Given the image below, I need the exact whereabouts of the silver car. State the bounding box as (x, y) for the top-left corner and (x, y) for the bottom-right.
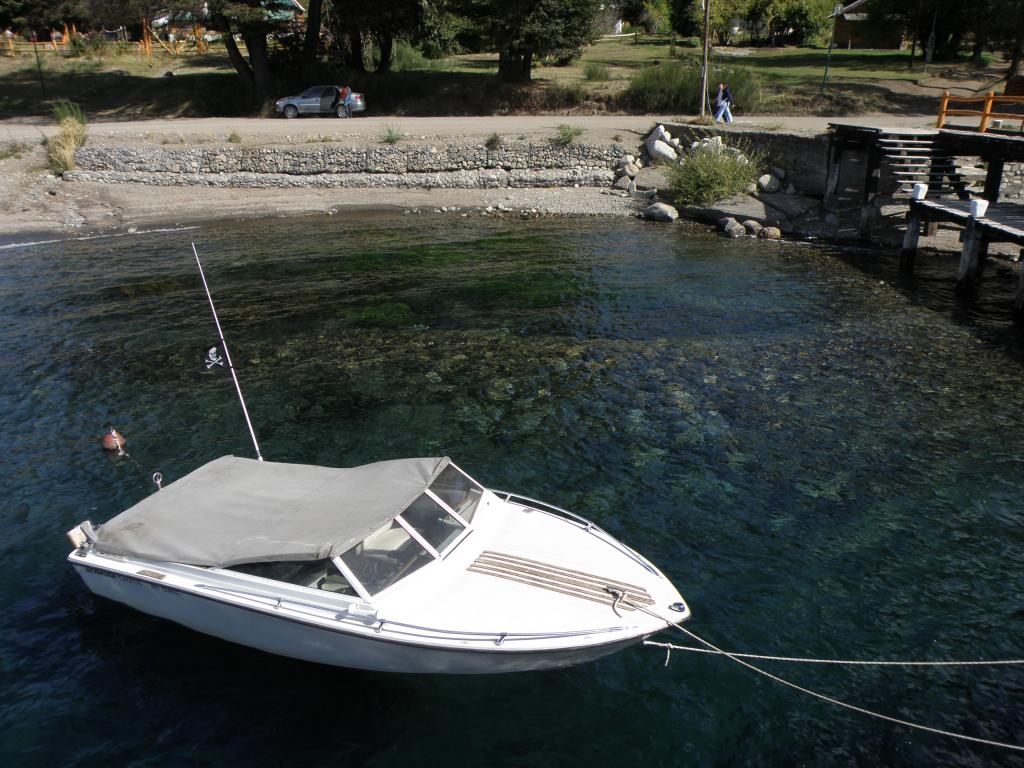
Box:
(275, 86), (366, 118)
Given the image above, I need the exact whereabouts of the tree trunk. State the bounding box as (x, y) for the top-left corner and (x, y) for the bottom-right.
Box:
(376, 33), (393, 73)
(347, 25), (365, 72)
(970, 36), (985, 66)
(498, 50), (532, 82)
(221, 26), (255, 90)
(1010, 39), (1023, 78)
(300, 0), (324, 81)
(243, 32), (273, 106)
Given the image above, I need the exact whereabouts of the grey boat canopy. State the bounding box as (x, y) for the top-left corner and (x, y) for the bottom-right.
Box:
(92, 455), (451, 567)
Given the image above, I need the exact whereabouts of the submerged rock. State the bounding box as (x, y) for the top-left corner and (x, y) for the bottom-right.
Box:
(758, 174), (781, 193)
(642, 202), (679, 222)
(742, 219), (763, 236)
(759, 226), (782, 240)
(719, 217), (744, 238)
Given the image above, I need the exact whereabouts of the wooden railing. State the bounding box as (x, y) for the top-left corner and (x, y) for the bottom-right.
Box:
(937, 91), (1024, 133)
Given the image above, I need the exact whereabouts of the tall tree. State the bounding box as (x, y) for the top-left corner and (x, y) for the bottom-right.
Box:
(459, 0), (601, 82)
(300, 0), (324, 80)
(207, 0), (293, 105)
(1, 0), (86, 33)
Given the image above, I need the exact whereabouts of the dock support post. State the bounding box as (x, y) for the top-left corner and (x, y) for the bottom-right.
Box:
(900, 207), (921, 273)
(1015, 258), (1024, 320)
(957, 219), (986, 292)
(983, 157), (1004, 203)
(824, 136), (843, 209)
(858, 143), (881, 241)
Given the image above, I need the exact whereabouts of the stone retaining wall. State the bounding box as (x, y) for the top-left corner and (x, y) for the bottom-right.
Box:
(63, 168), (614, 189)
(1003, 162), (1024, 199)
(665, 124), (831, 195)
(67, 141), (624, 189)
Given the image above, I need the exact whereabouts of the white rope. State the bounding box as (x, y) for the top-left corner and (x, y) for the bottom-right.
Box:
(643, 640), (1024, 667)
(630, 603), (1024, 753)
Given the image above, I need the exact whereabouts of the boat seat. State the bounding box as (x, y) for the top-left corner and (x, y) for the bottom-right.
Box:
(319, 572), (356, 595)
(360, 524), (408, 556)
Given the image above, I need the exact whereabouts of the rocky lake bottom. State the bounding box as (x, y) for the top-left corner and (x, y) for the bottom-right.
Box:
(2, 216), (1023, 766)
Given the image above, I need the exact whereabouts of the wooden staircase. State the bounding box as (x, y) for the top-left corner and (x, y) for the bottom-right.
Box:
(877, 130), (974, 199)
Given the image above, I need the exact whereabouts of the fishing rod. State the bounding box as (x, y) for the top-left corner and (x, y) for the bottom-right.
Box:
(192, 242), (264, 462)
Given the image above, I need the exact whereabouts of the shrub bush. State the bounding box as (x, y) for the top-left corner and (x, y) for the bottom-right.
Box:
(46, 99), (88, 174)
(51, 98), (87, 127)
(47, 119), (86, 173)
(666, 141), (763, 206)
(583, 62), (610, 81)
(626, 61), (761, 114)
(380, 124), (403, 144)
(539, 82), (587, 110)
(553, 124), (584, 146)
(390, 41), (448, 72)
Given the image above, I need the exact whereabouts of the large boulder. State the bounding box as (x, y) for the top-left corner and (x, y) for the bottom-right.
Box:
(759, 226), (782, 240)
(633, 166), (670, 193)
(719, 217), (744, 238)
(612, 175), (631, 191)
(757, 174), (781, 193)
(642, 202), (679, 222)
(648, 140), (678, 164)
(761, 193), (819, 220)
(677, 194), (773, 226)
(742, 219), (763, 236)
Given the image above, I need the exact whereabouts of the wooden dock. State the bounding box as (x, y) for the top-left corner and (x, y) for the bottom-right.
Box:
(829, 123), (1024, 318)
(901, 198), (1024, 314)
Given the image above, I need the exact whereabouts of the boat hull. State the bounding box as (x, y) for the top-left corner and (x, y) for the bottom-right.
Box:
(73, 563), (648, 674)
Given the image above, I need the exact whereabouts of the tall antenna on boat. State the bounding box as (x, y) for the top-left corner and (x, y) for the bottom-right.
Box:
(192, 242), (264, 462)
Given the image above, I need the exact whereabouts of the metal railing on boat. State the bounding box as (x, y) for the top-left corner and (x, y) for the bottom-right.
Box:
(488, 489), (659, 575)
(192, 582), (626, 644)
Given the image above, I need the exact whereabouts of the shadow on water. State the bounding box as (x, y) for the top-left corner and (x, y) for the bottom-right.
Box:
(828, 243), (1024, 359)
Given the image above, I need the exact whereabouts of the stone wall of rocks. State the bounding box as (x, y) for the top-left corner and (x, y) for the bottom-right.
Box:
(664, 124), (831, 195)
(1002, 162), (1024, 199)
(66, 142), (624, 189)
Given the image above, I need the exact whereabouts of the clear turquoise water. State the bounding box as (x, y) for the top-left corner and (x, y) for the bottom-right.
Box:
(1, 216), (1023, 767)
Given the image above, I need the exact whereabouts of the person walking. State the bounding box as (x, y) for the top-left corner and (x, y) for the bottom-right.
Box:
(714, 82), (734, 124)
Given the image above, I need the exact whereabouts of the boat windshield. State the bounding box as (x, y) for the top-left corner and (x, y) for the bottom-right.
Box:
(429, 464), (483, 523)
(339, 520), (433, 596)
(401, 493), (464, 553)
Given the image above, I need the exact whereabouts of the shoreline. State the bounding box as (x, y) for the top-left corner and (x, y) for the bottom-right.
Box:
(0, 176), (648, 242)
(2, 118), (1017, 265)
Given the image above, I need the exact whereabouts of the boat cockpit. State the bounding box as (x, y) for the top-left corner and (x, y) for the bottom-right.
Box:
(225, 462), (485, 602)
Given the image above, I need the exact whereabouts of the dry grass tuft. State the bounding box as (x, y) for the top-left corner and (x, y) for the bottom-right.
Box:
(46, 116), (88, 174)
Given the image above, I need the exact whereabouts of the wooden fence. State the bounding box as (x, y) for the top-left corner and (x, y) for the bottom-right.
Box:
(937, 90), (1024, 133)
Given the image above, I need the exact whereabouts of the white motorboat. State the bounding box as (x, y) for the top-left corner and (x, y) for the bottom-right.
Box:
(67, 455), (690, 673)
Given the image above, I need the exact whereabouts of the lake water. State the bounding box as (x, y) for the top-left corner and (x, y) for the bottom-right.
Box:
(2, 216), (1023, 767)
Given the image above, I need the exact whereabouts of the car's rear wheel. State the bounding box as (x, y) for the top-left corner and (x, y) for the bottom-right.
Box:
(283, 105), (298, 119)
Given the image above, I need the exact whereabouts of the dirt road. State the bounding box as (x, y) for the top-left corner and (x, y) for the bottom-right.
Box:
(0, 113), (949, 146)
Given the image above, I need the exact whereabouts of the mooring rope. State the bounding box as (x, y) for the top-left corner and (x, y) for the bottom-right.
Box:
(643, 640), (1024, 667)
(623, 599), (1024, 753)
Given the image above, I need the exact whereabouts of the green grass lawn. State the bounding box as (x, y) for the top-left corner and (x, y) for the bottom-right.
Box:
(0, 37), (1002, 119)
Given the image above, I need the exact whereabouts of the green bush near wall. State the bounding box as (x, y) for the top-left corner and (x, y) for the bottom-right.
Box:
(626, 62), (762, 114)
